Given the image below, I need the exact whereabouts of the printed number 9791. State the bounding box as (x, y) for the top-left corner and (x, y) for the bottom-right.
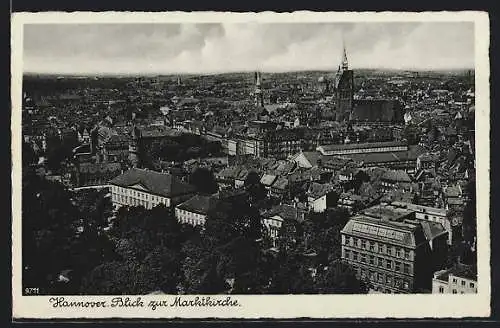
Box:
(25, 287), (40, 295)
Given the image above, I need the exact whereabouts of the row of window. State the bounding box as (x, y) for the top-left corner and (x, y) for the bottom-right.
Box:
(451, 278), (475, 289)
(178, 216), (205, 226)
(344, 249), (412, 274)
(438, 286), (475, 294)
(355, 266), (410, 290)
(344, 236), (412, 260)
(111, 193), (169, 207)
(324, 146), (407, 156)
(112, 186), (166, 203)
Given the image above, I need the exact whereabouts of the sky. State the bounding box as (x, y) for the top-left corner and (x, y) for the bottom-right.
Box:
(23, 22), (475, 75)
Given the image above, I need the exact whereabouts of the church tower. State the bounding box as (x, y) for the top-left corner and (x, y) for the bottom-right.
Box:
(334, 43), (354, 122)
(254, 71), (264, 107)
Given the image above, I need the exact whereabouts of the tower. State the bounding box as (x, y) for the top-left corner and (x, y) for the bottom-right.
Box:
(254, 71), (264, 107)
(334, 42), (354, 122)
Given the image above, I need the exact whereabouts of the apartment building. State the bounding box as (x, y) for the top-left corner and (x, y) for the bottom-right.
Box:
(341, 204), (448, 293)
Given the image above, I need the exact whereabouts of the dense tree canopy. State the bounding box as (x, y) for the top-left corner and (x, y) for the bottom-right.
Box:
(189, 167), (218, 195)
(23, 171), (365, 295)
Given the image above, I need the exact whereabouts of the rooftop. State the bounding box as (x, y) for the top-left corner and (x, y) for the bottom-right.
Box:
(435, 264), (477, 282)
(110, 168), (196, 198)
(176, 194), (219, 216)
(318, 141), (407, 152)
(362, 204), (414, 222)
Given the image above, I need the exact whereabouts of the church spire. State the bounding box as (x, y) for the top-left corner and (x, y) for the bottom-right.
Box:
(341, 40), (349, 70)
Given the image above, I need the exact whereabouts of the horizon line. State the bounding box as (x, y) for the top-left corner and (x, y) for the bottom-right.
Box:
(23, 67), (475, 77)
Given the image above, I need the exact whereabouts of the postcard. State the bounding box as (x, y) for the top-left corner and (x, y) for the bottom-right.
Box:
(11, 10), (490, 319)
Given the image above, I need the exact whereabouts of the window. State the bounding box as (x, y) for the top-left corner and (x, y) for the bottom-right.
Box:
(470, 282), (475, 288)
(386, 247), (392, 256)
(378, 257), (383, 267)
(344, 250), (351, 259)
(461, 280), (466, 286)
(439, 286), (444, 293)
(452, 289), (457, 294)
(361, 240), (367, 249)
(354, 238), (359, 247)
(378, 244), (384, 253)
(386, 260), (392, 270)
(369, 241), (375, 252)
(349, 237), (353, 246)
(369, 255), (375, 265)
(353, 252), (358, 261)
(378, 273), (384, 283)
(361, 253), (367, 263)
(404, 264), (410, 274)
(452, 278), (457, 284)
(396, 248), (401, 258)
(370, 271), (376, 281)
(386, 275), (392, 285)
(403, 281), (409, 290)
(395, 262), (401, 272)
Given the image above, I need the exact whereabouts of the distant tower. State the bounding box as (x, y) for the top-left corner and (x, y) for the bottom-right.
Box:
(334, 42), (354, 122)
(177, 76), (181, 86)
(341, 41), (349, 70)
(254, 71), (264, 107)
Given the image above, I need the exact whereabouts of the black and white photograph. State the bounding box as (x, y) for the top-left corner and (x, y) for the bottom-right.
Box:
(11, 11), (490, 319)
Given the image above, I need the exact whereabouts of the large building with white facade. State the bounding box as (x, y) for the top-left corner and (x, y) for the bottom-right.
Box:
(432, 264), (477, 294)
(109, 168), (196, 209)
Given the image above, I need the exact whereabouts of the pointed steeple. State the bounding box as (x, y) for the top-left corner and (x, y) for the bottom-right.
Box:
(341, 39), (349, 70)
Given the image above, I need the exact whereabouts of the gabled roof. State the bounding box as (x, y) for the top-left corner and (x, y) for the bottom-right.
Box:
(110, 168), (196, 197)
(381, 170), (412, 183)
(260, 174), (277, 187)
(308, 182), (334, 199)
(264, 204), (304, 223)
(271, 177), (289, 190)
(176, 194), (218, 215)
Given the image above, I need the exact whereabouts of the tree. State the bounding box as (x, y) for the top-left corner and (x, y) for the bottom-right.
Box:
(461, 179), (476, 265)
(189, 167), (218, 195)
(23, 141), (36, 167)
(268, 250), (316, 294)
(314, 260), (369, 294)
(22, 174), (109, 295)
(301, 208), (350, 267)
(244, 171), (267, 203)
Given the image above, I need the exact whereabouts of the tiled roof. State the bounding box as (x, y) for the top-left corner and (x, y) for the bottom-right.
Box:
(260, 174), (277, 186)
(176, 194), (218, 215)
(271, 177), (289, 190)
(264, 204), (304, 223)
(381, 170), (412, 183)
(110, 168), (196, 197)
(319, 141), (407, 152)
(308, 182), (334, 199)
(448, 264), (477, 281)
(139, 126), (182, 138)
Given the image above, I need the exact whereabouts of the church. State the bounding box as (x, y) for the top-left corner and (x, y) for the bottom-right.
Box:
(330, 44), (404, 124)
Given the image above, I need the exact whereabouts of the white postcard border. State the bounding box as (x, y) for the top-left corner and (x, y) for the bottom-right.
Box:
(11, 10), (491, 319)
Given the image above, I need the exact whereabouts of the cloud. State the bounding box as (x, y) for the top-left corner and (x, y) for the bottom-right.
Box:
(22, 22), (474, 74)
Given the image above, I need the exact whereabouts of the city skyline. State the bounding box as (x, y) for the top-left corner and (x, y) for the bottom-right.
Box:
(23, 22), (475, 75)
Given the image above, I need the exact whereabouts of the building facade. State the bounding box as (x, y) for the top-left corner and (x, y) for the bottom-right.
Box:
(341, 204), (448, 293)
(174, 194), (218, 227)
(109, 168), (196, 209)
(333, 45), (354, 122)
(432, 264), (477, 294)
